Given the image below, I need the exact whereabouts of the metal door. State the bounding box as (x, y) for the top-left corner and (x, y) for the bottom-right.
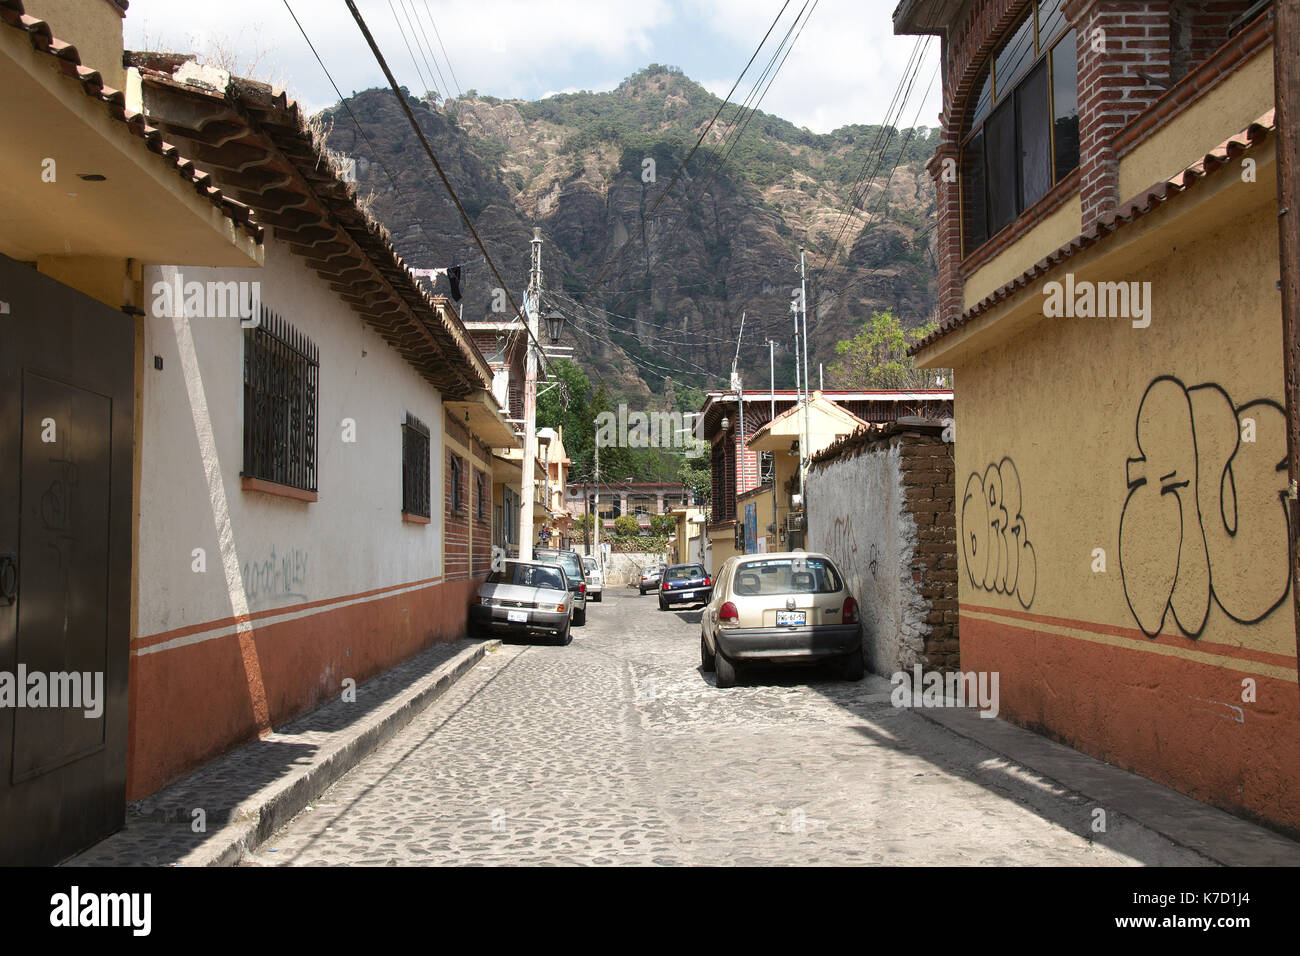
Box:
(0, 253), (134, 865)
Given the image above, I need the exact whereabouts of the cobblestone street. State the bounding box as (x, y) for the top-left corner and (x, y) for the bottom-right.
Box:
(246, 590), (1211, 866)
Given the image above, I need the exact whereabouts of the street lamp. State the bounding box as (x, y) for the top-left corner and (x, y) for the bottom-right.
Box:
(543, 306), (565, 344)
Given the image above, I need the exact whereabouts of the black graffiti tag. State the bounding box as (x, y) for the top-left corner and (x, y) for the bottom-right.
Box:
(961, 457), (1037, 609)
(1119, 376), (1289, 638)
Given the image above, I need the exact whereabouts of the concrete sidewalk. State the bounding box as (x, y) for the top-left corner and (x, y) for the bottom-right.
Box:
(876, 675), (1300, 866)
(66, 637), (500, 867)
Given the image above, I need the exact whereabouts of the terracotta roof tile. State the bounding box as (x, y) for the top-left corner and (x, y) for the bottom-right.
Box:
(0, 0), (263, 243)
(910, 109), (1277, 356)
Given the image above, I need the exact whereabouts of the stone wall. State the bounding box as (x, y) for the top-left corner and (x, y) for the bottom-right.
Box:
(806, 418), (958, 674)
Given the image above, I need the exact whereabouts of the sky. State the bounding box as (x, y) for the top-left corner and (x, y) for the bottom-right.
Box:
(122, 0), (943, 135)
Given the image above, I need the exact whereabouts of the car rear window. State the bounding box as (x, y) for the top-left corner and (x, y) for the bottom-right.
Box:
(487, 562), (566, 591)
(664, 565), (704, 582)
(536, 551), (583, 582)
(731, 557), (842, 595)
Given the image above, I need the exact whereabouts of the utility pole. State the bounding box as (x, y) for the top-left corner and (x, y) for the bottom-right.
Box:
(797, 249), (812, 530)
(593, 439), (602, 574)
(520, 227), (542, 561)
(768, 339), (776, 422)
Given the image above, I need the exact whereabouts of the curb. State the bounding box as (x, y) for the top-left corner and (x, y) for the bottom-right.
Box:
(140, 639), (499, 867)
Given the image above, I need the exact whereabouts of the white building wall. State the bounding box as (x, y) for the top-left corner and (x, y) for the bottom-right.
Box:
(138, 240), (446, 639)
(806, 446), (928, 673)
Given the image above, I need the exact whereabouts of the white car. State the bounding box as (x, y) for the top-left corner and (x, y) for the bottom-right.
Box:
(582, 556), (604, 602)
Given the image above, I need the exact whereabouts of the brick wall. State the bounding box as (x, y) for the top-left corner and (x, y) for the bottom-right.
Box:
(898, 431), (959, 670)
(806, 420), (959, 673)
(444, 410), (471, 582)
(471, 439), (492, 576)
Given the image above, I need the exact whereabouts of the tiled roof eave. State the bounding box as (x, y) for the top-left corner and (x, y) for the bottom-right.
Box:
(0, 0), (263, 243)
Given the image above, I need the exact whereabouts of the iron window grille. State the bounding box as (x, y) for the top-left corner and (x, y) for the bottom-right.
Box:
(402, 412), (431, 518)
(449, 454), (464, 513)
(962, 0), (1079, 255)
(475, 471), (486, 522)
(242, 306), (319, 493)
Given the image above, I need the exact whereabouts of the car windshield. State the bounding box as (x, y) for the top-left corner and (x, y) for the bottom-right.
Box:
(536, 550), (583, 581)
(731, 557), (842, 595)
(665, 565), (704, 582)
(486, 562), (566, 591)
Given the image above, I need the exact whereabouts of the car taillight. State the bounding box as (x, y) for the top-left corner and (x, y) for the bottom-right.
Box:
(842, 596), (859, 625)
(703, 577), (711, 587)
(719, 601), (739, 622)
(578, 583), (586, 597)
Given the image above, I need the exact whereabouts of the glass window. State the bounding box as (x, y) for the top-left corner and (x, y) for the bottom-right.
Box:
(732, 557), (843, 595)
(961, 7), (1080, 255)
(994, 14), (1035, 98)
(985, 99), (1018, 234)
(1038, 0), (1068, 48)
(1051, 30), (1080, 181)
(1017, 61), (1053, 209)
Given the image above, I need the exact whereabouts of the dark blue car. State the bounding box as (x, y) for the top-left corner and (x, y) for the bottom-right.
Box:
(658, 563), (712, 610)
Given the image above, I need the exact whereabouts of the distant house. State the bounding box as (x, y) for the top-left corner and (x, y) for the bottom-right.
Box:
(699, 388), (953, 573)
(895, 0), (1297, 830)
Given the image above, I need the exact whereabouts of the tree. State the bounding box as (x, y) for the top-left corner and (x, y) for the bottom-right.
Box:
(613, 514), (641, 538)
(826, 309), (947, 390)
(678, 459), (711, 506)
(538, 359), (594, 475)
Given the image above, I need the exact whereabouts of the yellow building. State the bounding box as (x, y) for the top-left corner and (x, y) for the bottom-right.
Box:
(897, 0), (1297, 830)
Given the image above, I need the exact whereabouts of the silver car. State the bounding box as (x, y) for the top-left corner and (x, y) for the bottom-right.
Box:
(700, 552), (863, 687)
(469, 560), (573, 645)
(638, 564), (664, 595)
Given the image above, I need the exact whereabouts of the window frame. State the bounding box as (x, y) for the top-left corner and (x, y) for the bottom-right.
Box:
(448, 453), (464, 514)
(961, 1), (1078, 256)
(241, 306), (319, 495)
(401, 412), (431, 520)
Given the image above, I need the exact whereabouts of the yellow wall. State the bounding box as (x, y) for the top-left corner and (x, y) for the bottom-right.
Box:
(1119, 46), (1274, 203)
(22, 0), (126, 90)
(964, 194), (1082, 311)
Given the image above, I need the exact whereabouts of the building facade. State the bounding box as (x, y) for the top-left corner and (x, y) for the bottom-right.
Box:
(896, 0), (1299, 829)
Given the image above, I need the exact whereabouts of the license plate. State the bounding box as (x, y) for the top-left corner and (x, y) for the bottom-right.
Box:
(681, 591), (695, 599)
(507, 609), (528, 623)
(776, 610), (806, 626)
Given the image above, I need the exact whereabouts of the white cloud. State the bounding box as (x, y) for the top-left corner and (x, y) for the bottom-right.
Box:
(120, 0), (938, 130)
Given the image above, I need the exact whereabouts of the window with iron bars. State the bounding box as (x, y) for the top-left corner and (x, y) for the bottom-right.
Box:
(475, 470), (486, 522)
(402, 412), (431, 519)
(449, 454), (464, 513)
(243, 306), (318, 493)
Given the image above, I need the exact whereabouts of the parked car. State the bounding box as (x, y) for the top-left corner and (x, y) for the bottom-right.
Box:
(534, 547), (588, 625)
(469, 560), (573, 645)
(700, 552), (863, 687)
(582, 556), (603, 602)
(658, 563), (712, 610)
(637, 564), (664, 595)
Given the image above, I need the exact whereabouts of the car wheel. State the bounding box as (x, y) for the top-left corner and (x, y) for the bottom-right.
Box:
(715, 648), (738, 688)
(840, 650), (865, 681)
(557, 622), (572, 646)
(658, 595), (668, 611)
(574, 606), (587, 626)
(592, 593), (602, 602)
(700, 633), (716, 672)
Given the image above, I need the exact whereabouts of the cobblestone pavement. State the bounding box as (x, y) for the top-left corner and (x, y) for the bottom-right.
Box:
(246, 590), (1210, 866)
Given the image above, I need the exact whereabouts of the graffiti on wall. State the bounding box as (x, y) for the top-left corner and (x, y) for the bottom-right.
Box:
(242, 545), (310, 605)
(825, 515), (861, 580)
(1119, 376), (1289, 638)
(961, 458), (1037, 609)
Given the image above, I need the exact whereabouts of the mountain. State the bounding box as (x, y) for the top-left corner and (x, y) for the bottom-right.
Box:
(318, 65), (939, 400)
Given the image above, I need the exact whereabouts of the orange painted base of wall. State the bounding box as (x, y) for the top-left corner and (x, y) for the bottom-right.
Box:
(125, 577), (480, 800)
(963, 613), (1300, 835)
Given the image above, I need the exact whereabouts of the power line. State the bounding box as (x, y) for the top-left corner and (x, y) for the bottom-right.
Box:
(343, 0), (546, 355)
(421, 0), (463, 99)
(403, 0), (451, 100)
(387, 0), (432, 96)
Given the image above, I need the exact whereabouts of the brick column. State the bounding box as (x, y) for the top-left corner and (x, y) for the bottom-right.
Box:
(928, 140), (963, 328)
(1065, 0), (1172, 227)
